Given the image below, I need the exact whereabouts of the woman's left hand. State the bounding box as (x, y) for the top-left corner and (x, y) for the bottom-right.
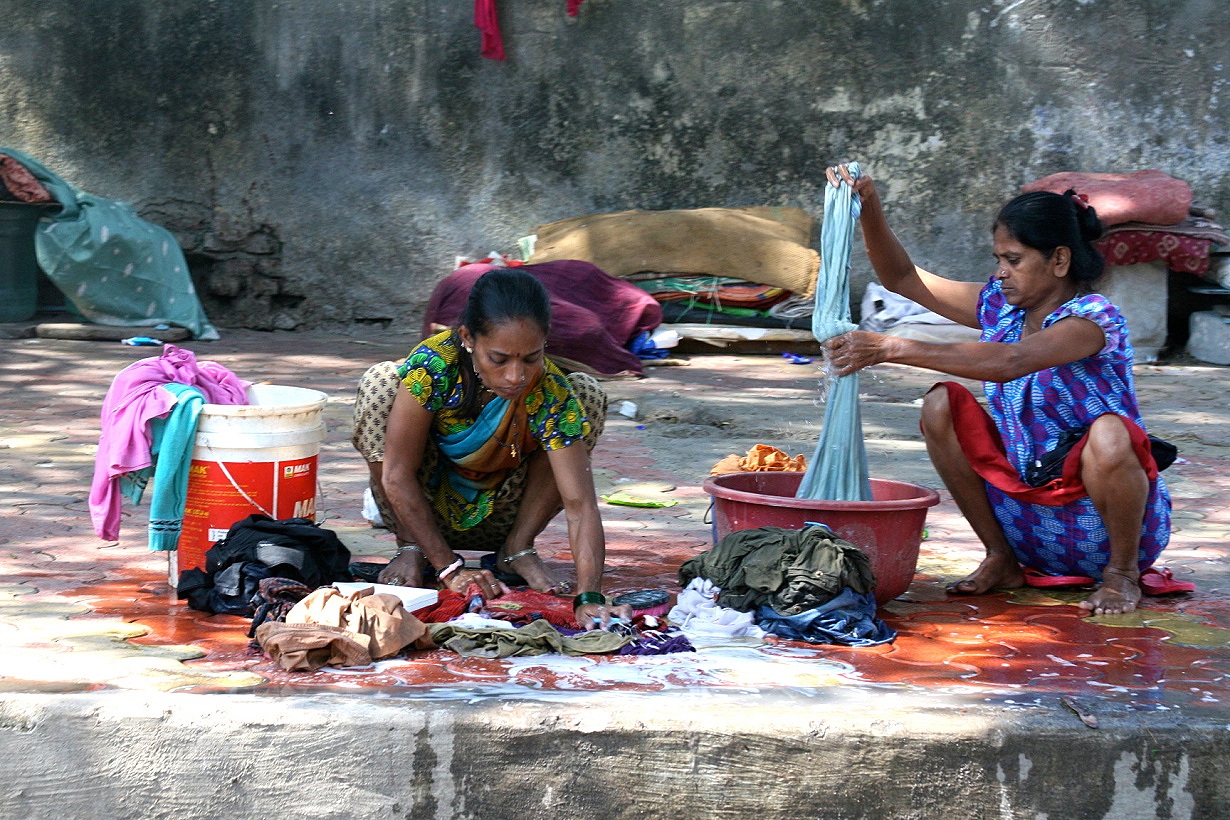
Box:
(824, 330), (890, 376)
(576, 602), (635, 632)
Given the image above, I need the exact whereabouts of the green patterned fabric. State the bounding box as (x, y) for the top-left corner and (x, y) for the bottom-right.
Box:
(0, 147), (217, 339)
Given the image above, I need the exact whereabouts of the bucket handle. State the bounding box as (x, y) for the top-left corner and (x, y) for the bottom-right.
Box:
(205, 445), (275, 518)
(703, 498), (714, 525)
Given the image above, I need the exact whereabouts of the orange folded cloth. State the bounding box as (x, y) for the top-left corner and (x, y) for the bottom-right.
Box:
(709, 444), (807, 476)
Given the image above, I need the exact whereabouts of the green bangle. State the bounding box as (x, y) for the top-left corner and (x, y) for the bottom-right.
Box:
(573, 591), (606, 611)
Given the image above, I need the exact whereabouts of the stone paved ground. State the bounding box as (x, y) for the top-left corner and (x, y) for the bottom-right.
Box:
(2, 325), (1230, 816)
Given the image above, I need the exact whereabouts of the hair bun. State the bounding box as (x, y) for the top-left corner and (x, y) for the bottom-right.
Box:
(1063, 189), (1104, 242)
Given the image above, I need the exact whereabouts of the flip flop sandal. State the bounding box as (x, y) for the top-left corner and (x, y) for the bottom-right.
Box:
(610, 589), (672, 617)
(348, 561), (385, 583)
(1022, 567), (1096, 588)
(1139, 567), (1196, 595)
(480, 550), (533, 587)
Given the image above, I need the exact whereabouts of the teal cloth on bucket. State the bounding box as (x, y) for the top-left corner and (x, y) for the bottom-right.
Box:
(0, 147), (218, 340)
(797, 162), (872, 502)
(145, 383), (206, 551)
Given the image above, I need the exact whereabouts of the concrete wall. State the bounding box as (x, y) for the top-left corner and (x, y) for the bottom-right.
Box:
(3, 691), (1228, 818)
(2, 0), (1227, 332)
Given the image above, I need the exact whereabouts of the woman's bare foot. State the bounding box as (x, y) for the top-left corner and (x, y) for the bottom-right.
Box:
(947, 552), (1026, 595)
(378, 548), (426, 587)
(499, 547), (566, 593)
(1079, 567), (1141, 615)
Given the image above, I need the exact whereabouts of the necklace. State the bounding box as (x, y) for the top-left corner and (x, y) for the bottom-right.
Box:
(498, 413), (520, 460)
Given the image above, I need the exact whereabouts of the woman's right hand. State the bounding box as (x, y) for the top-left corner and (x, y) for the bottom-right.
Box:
(825, 164), (880, 212)
(378, 550), (425, 587)
(441, 566), (508, 601)
(824, 330), (892, 376)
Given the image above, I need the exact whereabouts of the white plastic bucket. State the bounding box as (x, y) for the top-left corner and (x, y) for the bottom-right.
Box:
(175, 384), (327, 575)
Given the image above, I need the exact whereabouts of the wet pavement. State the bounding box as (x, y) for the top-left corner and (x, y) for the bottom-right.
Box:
(3, 323), (1230, 816)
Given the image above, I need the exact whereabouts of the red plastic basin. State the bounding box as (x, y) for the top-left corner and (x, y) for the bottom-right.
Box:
(703, 471), (941, 605)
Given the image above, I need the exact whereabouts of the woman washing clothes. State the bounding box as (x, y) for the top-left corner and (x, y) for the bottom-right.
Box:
(351, 268), (632, 629)
(822, 164), (1172, 616)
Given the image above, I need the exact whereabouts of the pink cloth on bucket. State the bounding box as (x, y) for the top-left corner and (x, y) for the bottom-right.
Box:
(89, 344), (250, 540)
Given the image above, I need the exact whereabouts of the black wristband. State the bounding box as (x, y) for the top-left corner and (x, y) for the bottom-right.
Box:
(573, 591), (606, 611)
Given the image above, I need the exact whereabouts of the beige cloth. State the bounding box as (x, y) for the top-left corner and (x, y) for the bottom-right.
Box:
(528, 206), (819, 297)
(710, 444), (807, 476)
(255, 622), (373, 671)
(283, 587), (429, 660)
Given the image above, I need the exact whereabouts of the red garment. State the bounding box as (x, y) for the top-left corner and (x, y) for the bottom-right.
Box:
(476, 1), (584, 59)
(1095, 230), (1214, 276)
(938, 381), (1157, 506)
(412, 587), (580, 628)
(475, 0), (505, 61)
(412, 589), (469, 623)
(422, 260), (662, 377)
(483, 589), (579, 629)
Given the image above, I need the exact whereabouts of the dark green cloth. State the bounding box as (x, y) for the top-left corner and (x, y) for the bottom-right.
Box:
(427, 618), (631, 658)
(679, 526), (876, 615)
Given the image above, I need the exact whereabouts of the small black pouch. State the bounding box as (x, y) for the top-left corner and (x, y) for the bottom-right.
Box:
(1024, 427), (1177, 488)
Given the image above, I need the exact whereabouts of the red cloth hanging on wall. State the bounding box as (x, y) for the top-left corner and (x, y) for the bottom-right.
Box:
(476, 1), (584, 60)
(475, 0), (506, 61)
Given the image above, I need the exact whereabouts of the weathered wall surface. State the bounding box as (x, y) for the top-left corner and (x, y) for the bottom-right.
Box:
(2, 0), (1227, 332)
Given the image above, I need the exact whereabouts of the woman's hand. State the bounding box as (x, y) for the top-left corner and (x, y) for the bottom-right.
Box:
(378, 551), (425, 587)
(824, 330), (892, 376)
(576, 601), (636, 632)
(825, 164), (880, 212)
(442, 566), (508, 600)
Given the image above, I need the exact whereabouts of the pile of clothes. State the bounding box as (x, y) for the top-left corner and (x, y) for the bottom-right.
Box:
(183, 516), (896, 673)
(251, 583), (696, 671)
(671, 525), (897, 647)
(179, 514), (697, 671)
(526, 206), (821, 331)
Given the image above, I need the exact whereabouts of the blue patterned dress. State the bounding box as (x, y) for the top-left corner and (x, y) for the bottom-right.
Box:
(977, 278), (1171, 578)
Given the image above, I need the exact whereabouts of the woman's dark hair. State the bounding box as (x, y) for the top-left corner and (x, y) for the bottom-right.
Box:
(993, 189), (1105, 287)
(452, 268), (551, 416)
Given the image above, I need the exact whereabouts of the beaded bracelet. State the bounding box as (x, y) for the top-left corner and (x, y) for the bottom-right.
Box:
(573, 591), (606, 611)
(437, 557), (465, 582)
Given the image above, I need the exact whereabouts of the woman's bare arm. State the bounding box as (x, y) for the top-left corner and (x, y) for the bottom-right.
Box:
(825, 315), (1106, 382)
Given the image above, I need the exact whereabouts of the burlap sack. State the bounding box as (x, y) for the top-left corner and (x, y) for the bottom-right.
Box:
(528, 206), (819, 297)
